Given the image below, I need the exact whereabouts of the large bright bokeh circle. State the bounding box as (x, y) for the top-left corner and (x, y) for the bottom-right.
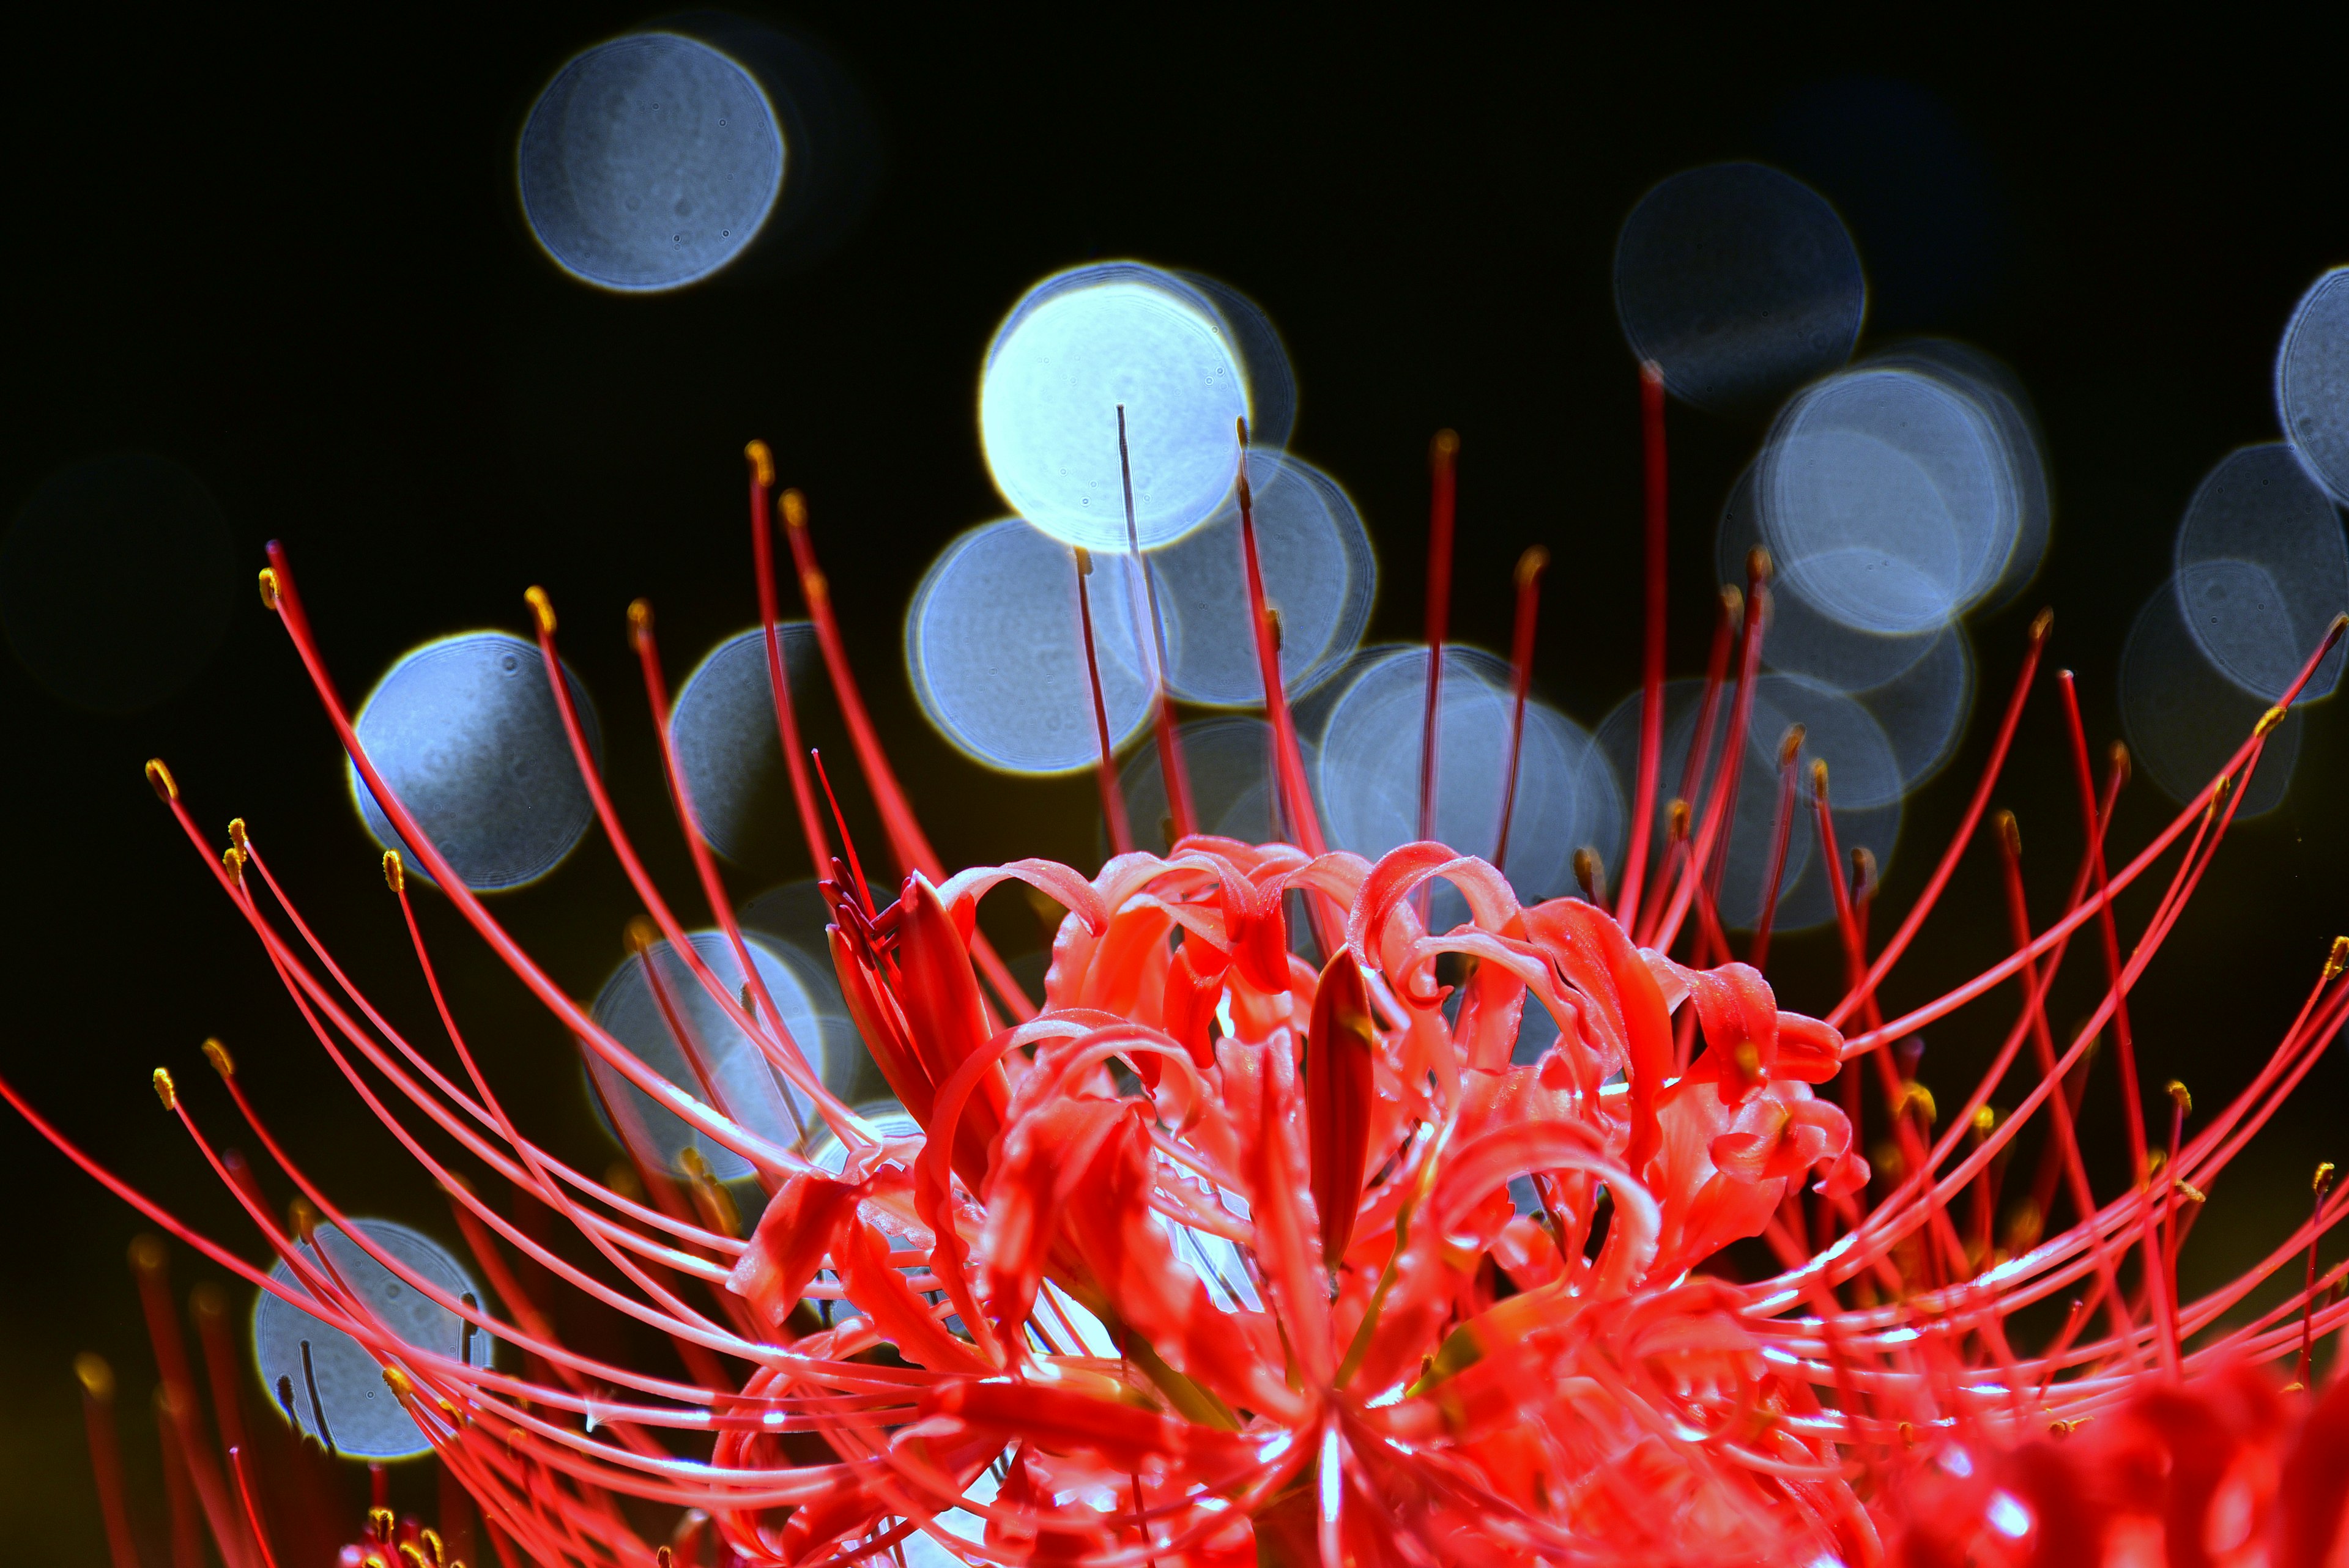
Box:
(518, 32), (784, 292)
(980, 265), (1250, 552)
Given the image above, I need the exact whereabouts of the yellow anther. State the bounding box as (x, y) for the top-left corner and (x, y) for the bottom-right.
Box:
(657, 1549), (675, 1568)
(624, 916), (661, 957)
(801, 567), (829, 606)
(1074, 545), (1093, 576)
(384, 849), (404, 893)
(74, 1352), (115, 1400)
(399, 1544), (429, 1568)
(1745, 544), (1773, 584)
(145, 758), (179, 802)
(227, 818), (248, 853)
(2109, 740), (2131, 788)
(289, 1197), (320, 1245)
(202, 1038), (234, 1078)
(2326, 936), (2348, 982)
(1810, 758), (1828, 796)
(1778, 725), (1806, 767)
(152, 1067), (177, 1109)
(1666, 799), (1690, 838)
(420, 1529), (445, 1567)
(744, 439), (775, 488)
(370, 1506), (395, 1543)
(524, 585), (556, 636)
(1899, 1081), (1937, 1125)
(1972, 1104), (1997, 1135)
(1995, 810), (2022, 859)
(384, 1367), (414, 1399)
(129, 1233), (166, 1273)
(2256, 704), (2288, 738)
(2029, 607), (2054, 644)
(221, 845), (245, 883)
(2317, 1162), (2337, 1197)
(2166, 1080), (2191, 1114)
(1573, 846), (1603, 901)
(1721, 585), (1744, 625)
(1515, 545), (1549, 588)
(627, 598), (654, 648)
(257, 566), (280, 610)
(1431, 429), (1460, 459)
(2204, 773), (2234, 826)
(780, 488), (809, 530)
(2173, 1180), (2206, 1204)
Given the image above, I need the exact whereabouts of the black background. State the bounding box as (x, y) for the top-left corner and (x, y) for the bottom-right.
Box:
(7, 7), (2349, 1557)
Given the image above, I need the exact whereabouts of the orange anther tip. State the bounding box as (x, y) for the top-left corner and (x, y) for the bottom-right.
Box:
(1666, 799), (1691, 837)
(2255, 704), (2288, 738)
(383, 849), (404, 893)
(370, 1506), (395, 1542)
(382, 1367), (415, 1398)
(145, 758), (178, 801)
(221, 845), (245, 882)
(202, 1038), (234, 1078)
(2317, 1161), (2337, 1194)
(1810, 758), (1829, 792)
(1745, 544), (1773, 583)
(744, 440), (774, 488)
(152, 1067), (177, 1109)
(1778, 725), (1806, 766)
(2030, 607), (2054, 642)
(1972, 1104), (1997, 1134)
(227, 818), (248, 852)
(1431, 429), (1460, 458)
(1074, 546), (1093, 575)
(1515, 545), (1549, 586)
(627, 599), (654, 644)
(421, 1528), (446, 1567)
(524, 585), (556, 636)
(780, 489), (809, 529)
(257, 566), (280, 611)
(129, 1233), (166, 1271)
(1995, 811), (2021, 857)
(2165, 1079), (2191, 1112)
(625, 915), (660, 955)
(74, 1352), (115, 1400)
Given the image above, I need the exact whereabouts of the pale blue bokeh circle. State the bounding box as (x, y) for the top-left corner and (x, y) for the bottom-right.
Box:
(251, 1219), (492, 1462)
(519, 33), (785, 292)
(349, 632), (601, 891)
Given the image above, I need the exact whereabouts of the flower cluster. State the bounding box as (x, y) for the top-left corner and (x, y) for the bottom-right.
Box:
(10, 426), (2349, 1568)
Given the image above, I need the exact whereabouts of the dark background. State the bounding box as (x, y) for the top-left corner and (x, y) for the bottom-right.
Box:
(6, 8), (2348, 1557)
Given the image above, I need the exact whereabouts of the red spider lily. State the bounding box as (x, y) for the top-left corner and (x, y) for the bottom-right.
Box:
(9, 406), (2349, 1568)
